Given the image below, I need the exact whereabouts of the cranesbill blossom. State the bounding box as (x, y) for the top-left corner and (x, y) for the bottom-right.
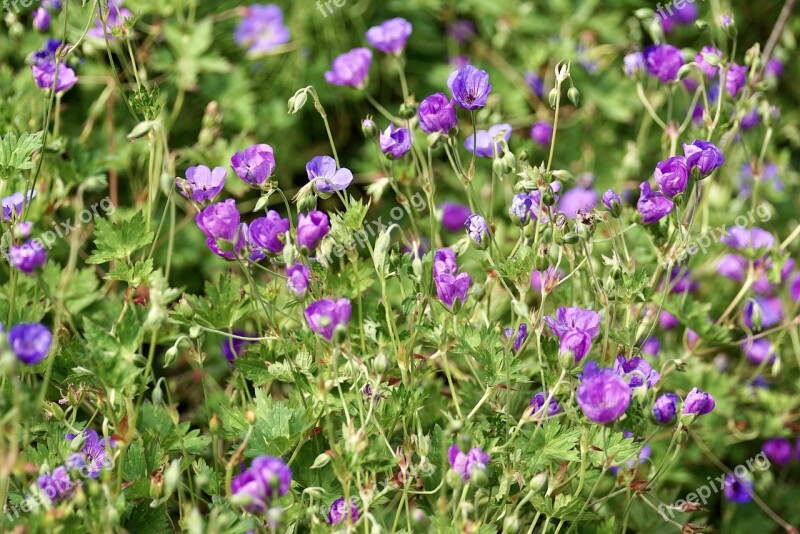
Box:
(530, 121), (553, 147)
(9, 240), (47, 274)
(249, 210), (290, 255)
(448, 445), (489, 481)
(296, 211), (329, 251)
(233, 4), (290, 55)
(614, 356), (660, 389)
(33, 7), (51, 31)
(306, 156), (353, 194)
(695, 46), (722, 78)
(440, 203), (470, 232)
(721, 226), (774, 254)
(576, 361), (632, 424)
(31, 40), (78, 92)
(531, 267), (562, 294)
(682, 387), (715, 416)
(325, 48), (372, 89)
(465, 123), (512, 157)
(418, 93), (458, 135)
(177, 165), (226, 202)
(623, 52), (645, 77)
(448, 64), (492, 110)
(328, 497), (360, 525)
(231, 144), (275, 186)
(38, 467), (73, 503)
(637, 181), (674, 224)
(725, 63), (748, 97)
(652, 393), (680, 424)
(659, 2), (698, 33)
(762, 438), (793, 466)
(64, 429), (115, 478)
(465, 214), (488, 244)
(221, 331), (255, 362)
(305, 298), (351, 341)
(544, 307), (601, 338)
(509, 193), (533, 225)
(8, 322), (52, 365)
(524, 71), (544, 97)
(743, 296), (783, 330)
(286, 263), (310, 296)
(433, 248), (458, 277)
(741, 337), (776, 365)
(654, 156), (688, 198)
(504, 323), (528, 352)
(434, 272), (471, 309)
(683, 140), (725, 178)
(559, 329), (593, 362)
(231, 456), (292, 513)
(365, 17), (412, 55)
(379, 124), (412, 159)
(87, 1), (132, 40)
(644, 44), (685, 83)
(2, 191), (35, 221)
(602, 189), (622, 215)
(559, 187), (597, 219)
(723, 474), (753, 504)
(528, 391), (561, 419)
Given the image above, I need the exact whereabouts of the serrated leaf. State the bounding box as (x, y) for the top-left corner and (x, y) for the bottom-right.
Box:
(87, 212), (154, 264)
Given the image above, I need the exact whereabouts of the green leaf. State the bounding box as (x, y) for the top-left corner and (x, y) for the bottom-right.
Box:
(105, 258), (154, 287)
(0, 131), (43, 179)
(87, 212), (154, 264)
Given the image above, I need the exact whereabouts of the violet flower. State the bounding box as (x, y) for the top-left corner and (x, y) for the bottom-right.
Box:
(418, 93), (458, 135)
(8, 322), (52, 365)
(652, 393), (680, 425)
(644, 44), (685, 83)
(380, 124), (412, 159)
(286, 263), (310, 296)
(233, 4), (290, 55)
(528, 391), (561, 419)
(296, 210), (329, 251)
(448, 64), (492, 110)
(762, 438), (793, 466)
(614, 355), (660, 389)
(328, 497), (360, 525)
(723, 474), (753, 504)
(464, 123), (512, 158)
(9, 240), (47, 274)
(306, 156), (353, 194)
(304, 298), (351, 341)
(530, 121), (553, 147)
(654, 156), (688, 198)
(249, 210), (290, 255)
(231, 144), (276, 186)
(576, 361), (632, 424)
(440, 203), (470, 232)
(682, 387), (715, 416)
(365, 17), (412, 55)
(637, 181), (674, 224)
(448, 444), (489, 481)
(64, 429), (115, 478)
(325, 48), (372, 89)
(177, 165), (226, 202)
(231, 456), (292, 513)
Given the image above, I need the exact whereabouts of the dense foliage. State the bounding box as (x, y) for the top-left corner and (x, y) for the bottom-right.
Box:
(1, 0), (799, 532)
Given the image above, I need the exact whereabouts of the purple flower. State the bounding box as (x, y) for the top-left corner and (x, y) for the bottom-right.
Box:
(365, 17), (412, 55)
(328, 497), (360, 525)
(644, 44), (685, 83)
(31, 52), (78, 93)
(286, 263), (310, 296)
(743, 296), (783, 330)
(465, 214), (488, 244)
(723, 474), (753, 504)
(524, 71), (544, 97)
(654, 156), (688, 198)
(504, 323), (528, 352)
(741, 108), (760, 130)
(447, 20), (475, 43)
(559, 329), (593, 362)
(791, 272), (800, 302)
(530, 267), (562, 294)
(233, 4), (290, 55)
(418, 93), (458, 135)
(448, 445), (489, 481)
(659, 310), (679, 330)
(465, 123), (512, 158)
(304, 298), (351, 341)
(177, 165), (226, 202)
(695, 46), (722, 79)
(652, 393), (680, 425)
(249, 210), (290, 255)
(530, 121), (553, 147)
(306, 156), (353, 194)
(231, 144), (275, 186)
(614, 356), (660, 389)
(38, 467), (73, 503)
(196, 199), (240, 240)
(640, 336), (661, 357)
(231, 456), (292, 513)
(725, 63), (748, 97)
(544, 307), (601, 338)
(602, 189), (622, 215)
(448, 64), (492, 110)
(762, 438), (793, 466)
(683, 140), (725, 178)
(658, 3), (698, 33)
(765, 58), (783, 78)
(720, 14), (734, 29)
(682, 387), (715, 416)
(64, 429), (115, 478)
(9, 240), (47, 274)
(669, 268), (699, 293)
(325, 48), (372, 89)
(296, 211), (329, 251)
(717, 254), (747, 281)
(637, 181), (674, 224)
(87, 1), (132, 40)
(741, 337), (776, 365)
(434, 272), (472, 309)
(440, 203), (470, 232)
(8, 323), (52, 365)
(433, 248), (458, 277)
(623, 52), (645, 77)
(721, 226), (774, 254)
(509, 193), (533, 225)
(221, 331), (255, 362)
(610, 431), (651, 475)
(33, 7), (51, 31)
(380, 124), (412, 159)
(559, 187), (598, 219)
(2, 191), (34, 221)
(576, 361), (632, 424)
(43, 0), (62, 10)
(528, 391), (561, 419)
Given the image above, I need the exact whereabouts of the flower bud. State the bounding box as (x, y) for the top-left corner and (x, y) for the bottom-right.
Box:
(362, 116), (377, 138)
(446, 469), (464, 488)
(548, 88), (558, 109)
(529, 472), (548, 492)
(503, 515), (522, 533)
(245, 408), (257, 425)
(457, 433), (472, 453)
(469, 466), (489, 487)
(567, 87), (580, 106)
(398, 103), (417, 119)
